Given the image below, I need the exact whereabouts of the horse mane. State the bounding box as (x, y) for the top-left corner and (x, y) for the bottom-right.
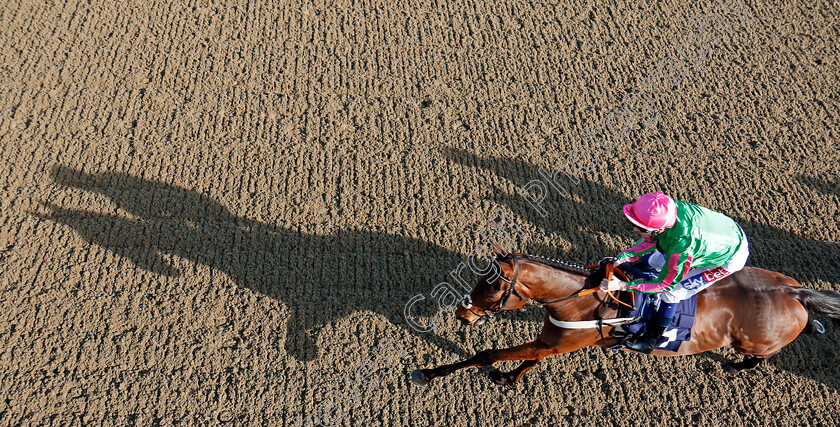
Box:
(504, 253), (596, 276)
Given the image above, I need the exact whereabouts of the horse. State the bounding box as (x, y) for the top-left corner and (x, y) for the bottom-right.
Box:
(410, 252), (840, 386)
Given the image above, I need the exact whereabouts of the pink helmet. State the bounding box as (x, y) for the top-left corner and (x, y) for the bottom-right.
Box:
(623, 192), (677, 230)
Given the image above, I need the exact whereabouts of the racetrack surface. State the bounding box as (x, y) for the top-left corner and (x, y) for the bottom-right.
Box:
(1, 0), (839, 424)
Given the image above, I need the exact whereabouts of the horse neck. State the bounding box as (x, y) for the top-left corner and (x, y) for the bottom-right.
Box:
(519, 261), (587, 302)
(519, 261), (603, 319)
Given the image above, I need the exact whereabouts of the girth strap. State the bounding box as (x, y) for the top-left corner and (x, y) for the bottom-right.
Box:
(548, 315), (639, 329)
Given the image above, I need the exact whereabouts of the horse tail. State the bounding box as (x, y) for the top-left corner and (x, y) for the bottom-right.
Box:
(783, 287), (840, 320)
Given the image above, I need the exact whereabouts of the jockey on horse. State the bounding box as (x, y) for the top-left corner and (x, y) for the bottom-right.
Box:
(412, 191), (840, 387)
(601, 191), (750, 354)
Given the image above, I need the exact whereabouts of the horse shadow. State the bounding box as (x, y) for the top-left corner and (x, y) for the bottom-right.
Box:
(36, 165), (470, 362)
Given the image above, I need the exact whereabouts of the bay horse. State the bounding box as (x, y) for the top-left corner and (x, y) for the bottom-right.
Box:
(410, 252), (840, 386)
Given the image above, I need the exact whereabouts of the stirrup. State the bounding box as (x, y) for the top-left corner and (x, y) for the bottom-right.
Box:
(621, 336), (655, 354)
(611, 325), (629, 340)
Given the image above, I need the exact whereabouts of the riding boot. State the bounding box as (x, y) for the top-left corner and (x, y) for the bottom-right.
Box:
(622, 301), (677, 354)
(622, 322), (668, 354)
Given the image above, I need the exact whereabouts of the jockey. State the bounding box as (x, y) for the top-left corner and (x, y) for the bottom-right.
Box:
(600, 191), (750, 353)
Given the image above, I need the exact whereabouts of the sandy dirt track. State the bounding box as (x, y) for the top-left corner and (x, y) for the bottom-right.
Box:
(1, 0), (839, 425)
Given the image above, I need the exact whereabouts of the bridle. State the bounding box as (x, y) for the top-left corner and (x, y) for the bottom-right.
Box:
(460, 257), (525, 322)
(460, 256), (603, 323)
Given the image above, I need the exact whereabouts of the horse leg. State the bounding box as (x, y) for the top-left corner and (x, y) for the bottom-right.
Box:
(723, 356), (764, 374)
(411, 340), (581, 386)
(488, 360), (539, 386)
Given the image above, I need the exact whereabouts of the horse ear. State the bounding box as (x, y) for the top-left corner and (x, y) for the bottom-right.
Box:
(491, 243), (508, 258)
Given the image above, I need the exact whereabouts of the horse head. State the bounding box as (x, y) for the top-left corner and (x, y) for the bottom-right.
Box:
(454, 253), (531, 326)
(455, 248), (604, 327)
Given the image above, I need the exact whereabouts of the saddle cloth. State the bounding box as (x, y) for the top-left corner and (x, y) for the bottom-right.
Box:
(614, 291), (698, 352)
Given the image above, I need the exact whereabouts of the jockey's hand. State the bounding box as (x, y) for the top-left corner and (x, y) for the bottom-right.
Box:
(599, 257), (614, 265)
(600, 278), (627, 292)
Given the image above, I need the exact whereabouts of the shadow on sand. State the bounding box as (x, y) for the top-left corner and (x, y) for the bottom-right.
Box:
(37, 165), (470, 362)
(38, 155), (839, 386)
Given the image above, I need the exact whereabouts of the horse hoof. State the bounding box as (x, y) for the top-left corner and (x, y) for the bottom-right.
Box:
(410, 370), (431, 387)
(489, 370), (511, 386)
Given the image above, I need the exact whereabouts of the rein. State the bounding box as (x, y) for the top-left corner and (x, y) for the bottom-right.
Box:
(461, 257), (638, 329)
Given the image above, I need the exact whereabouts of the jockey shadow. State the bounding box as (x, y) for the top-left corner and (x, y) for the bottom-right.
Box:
(797, 175), (840, 198)
(440, 146), (633, 263)
(440, 147), (840, 286)
(35, 165), (470, 362)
